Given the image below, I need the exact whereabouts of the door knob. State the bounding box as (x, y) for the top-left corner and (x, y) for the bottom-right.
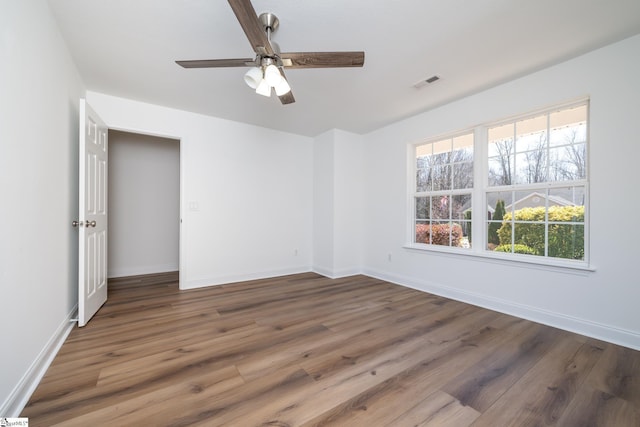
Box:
(72, 220), (83, 227)
(87, 220), (97, 227)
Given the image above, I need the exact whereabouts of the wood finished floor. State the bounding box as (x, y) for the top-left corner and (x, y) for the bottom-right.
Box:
(22, 272), (640, 426)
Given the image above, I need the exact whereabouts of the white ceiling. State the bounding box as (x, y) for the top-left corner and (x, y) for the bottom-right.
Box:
(48, 0), (640, 137)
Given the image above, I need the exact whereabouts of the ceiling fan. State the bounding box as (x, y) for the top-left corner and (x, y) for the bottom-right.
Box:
(175, 0), (365, 105)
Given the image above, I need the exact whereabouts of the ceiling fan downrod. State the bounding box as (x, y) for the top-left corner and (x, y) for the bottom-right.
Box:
(260, 13), (281, 59)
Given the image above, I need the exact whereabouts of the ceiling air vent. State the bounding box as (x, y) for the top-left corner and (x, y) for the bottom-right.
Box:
(414, 75), (440, 89)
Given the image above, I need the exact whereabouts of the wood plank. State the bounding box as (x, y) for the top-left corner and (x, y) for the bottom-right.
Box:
(299, 315), (514, 426)
(387, 390), (480, 426)
(585, 344), (640, 407)
(472, 338), (605, 426)
(49, 365), (244, 427)
(441, 322), (567, 412)
(20, 272), (640, 427)
(556, 384), (640, 426)
(242, 311), (506, 426)
(107, 270), (179, 288)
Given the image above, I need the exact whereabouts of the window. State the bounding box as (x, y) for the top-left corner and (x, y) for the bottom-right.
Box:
(411, 100), (589, 266)
(486, 103), (587, 260)
(414, 132), (474, 248)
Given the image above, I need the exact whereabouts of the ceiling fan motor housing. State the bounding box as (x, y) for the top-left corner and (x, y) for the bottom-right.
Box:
(259, 13), (279, 33)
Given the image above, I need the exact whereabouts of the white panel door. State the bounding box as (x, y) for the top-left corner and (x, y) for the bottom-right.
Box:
(78, 99), (108, 327)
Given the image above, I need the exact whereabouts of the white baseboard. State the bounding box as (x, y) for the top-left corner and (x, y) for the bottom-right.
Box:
(363, 268), (640, 351)
(1, 305), (77, 417)
(182, 266), (313, 289)
(312, 266), (362, 279)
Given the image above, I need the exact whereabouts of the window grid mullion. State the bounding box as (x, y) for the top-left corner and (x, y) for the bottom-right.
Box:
(544, 187), (549, 257)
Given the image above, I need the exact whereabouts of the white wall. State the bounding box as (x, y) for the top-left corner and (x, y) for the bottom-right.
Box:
(312, 130), (364, 277)
(0, 0), (85, 415)
(86, 92), (314, 289)
(108, 131), (180, 277)
(362, 35), (640, 350)
(312, 131), (335, 274)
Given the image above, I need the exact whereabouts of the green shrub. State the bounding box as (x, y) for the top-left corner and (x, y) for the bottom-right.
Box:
(494, 244), (538, 255)
(497, 205), (584, 259)
(488, 199), (505, 245)
(416, 223), (463, 246)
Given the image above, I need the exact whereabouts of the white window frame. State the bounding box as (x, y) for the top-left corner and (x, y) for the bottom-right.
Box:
(412, 130), (475, 249)
(406, 99), (592, 272)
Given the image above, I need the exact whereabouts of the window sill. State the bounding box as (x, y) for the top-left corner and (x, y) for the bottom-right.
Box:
(403, 243), (596, 275)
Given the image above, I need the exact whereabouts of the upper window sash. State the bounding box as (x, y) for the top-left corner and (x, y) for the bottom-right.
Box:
(487, 101), (588, 187)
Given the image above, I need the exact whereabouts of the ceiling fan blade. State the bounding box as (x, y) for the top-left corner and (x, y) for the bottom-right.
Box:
(175, 58), (256, 68)
(280, 52), (365, 69)
(278, 68), (295, 105)
(228, 0), (275, 56)
(278, 91), (295, 105)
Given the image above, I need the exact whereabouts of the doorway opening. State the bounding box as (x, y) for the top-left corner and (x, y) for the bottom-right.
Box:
(107, 130), (180, 282)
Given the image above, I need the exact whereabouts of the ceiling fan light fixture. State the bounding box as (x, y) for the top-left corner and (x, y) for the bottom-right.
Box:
(255, 79), (271, 97)
(274, 77), (291, 96)
(264, 64), (283, 86)
(244, 66), (263, 89)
